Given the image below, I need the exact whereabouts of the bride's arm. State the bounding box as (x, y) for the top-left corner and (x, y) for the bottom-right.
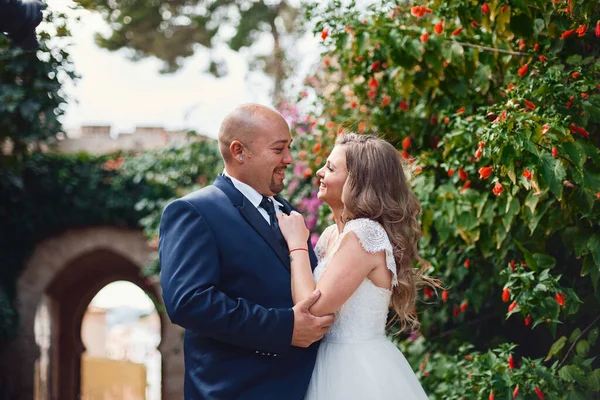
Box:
(290, 232), (381, 317)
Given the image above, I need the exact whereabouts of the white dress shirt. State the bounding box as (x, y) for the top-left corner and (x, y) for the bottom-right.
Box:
(223, 170), (284, 225)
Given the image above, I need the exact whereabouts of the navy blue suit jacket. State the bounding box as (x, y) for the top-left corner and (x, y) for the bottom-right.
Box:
(159, 175), (319, 399)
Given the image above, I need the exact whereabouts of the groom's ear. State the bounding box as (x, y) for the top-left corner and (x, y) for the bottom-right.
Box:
(230, 140), (244, 160)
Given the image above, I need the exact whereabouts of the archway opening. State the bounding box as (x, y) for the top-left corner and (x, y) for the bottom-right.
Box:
(81, 280), (161, 400)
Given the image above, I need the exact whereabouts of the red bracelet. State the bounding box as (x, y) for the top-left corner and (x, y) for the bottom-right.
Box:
(289, 248), (308, 254)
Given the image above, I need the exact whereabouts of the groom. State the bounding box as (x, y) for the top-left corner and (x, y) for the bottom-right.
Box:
(159, 104), (333, 399)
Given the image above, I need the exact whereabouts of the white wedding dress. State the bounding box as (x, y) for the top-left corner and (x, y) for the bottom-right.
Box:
(305, 219), (429, 400)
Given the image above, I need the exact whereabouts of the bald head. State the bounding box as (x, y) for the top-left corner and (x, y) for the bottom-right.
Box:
(218, 104), (288, 163)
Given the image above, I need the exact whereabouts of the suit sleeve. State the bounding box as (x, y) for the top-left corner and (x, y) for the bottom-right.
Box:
(159, 199), (294, 355)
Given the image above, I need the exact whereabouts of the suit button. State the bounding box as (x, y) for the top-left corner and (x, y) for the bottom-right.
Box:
(255, 351), (259, 354)
(273, 354), (277, 357)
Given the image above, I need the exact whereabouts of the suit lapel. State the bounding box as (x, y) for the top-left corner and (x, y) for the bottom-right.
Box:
(214, 175), (291, 271)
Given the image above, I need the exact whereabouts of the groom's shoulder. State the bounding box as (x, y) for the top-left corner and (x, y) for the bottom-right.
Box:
(179, 184), (223, 205)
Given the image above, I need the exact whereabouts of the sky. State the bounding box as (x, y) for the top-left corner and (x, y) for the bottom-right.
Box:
(50, 1), (322, 138)
(91, 280), (155, 312)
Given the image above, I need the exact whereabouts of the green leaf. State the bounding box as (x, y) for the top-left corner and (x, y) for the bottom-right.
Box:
(569, 328), (582, 343)
(533, 18), (545, 36)
(473, 64), (492, 94)
(562, 142), (585, 170)
(539, 152), (566, 199)
(589, 328), (599, 346)
(566, 55), (583, 65)
(558, 365), (585, 383)
(589, 369), (600, 391)
(546, 336), (567, 361)
(532, 253), (556, 270)
(576, 340), (590, 357)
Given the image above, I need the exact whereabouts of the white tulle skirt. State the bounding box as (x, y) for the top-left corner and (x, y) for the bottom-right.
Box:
(305, 336), (429, 400)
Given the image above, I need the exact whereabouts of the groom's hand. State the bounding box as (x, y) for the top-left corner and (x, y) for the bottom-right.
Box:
(291, 290), (334, 348)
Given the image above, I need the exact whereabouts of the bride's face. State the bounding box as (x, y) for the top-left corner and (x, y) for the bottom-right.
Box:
(316, 145), (347, 209)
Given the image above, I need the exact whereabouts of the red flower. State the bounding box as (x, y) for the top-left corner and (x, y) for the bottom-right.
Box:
(576, 126), (589, 137)
(460, 301), (468, 312)
(459, 167), (468, 181)
(420, 32), (429, 43)
(576, 25), (587, 37)
(457, 106), (466, 114)
(555, 293), (565, 307)
(493, 181), (504, 196)
(401, 151), (409, 159)
(371, 61), (380, 72)
(482, 2), (489, 14)
(478, 166), (493, 179)
(502, 288), (510, 302)
(444, 116), (450, 124)
(596, 21), (600, 38)
(381, 96), (391, 106)
(424, 287), (433, 299)
(453, 304), (460, 317)
(552, 147), (558, 157)
(460, 180), (471, 194)
(475, 148), (482, 159)
(519, 39), (525, 50)
(321, 29), (328, 40)
(535, 387), (544, 399)
(513, 386), (519, 399)
(368, 90), (376, 99)
(524, 100), (536, 110)
(402, 137), (411, 150)
(581, 92), (589, 99)
(597, 193), (600, 199)
(534, 43), (540, 51)
(522, 169), (532, 180)
(465, 355), (473, 360)
(510, 260), (516, 271)
(410, 5), (432, 18)
(542, 125), (549, 134)
(442, 290), (449, 302)
(508, 302), (518, 315)
(434, 21), (444, 35)
(464, 259), (470, 268)
(471, 21), (480, 28)
(489, 392), (495, 400)
(561, 29), (576, 39)
(572, 72), (580, 78)
(368, 77), (378, 88)
(524, 315), (532, 326)
(518, 64), (529, 77)
(478, 141), (485, 148)
(508, 354), (514, 369)
(448, 168), (455, 177)
(400, 100), (409, 112)
(501, 4), (507, 12)
(350, 100), (358, 109)
(539, 56), (547, 62)
(452, 27), (463, 37)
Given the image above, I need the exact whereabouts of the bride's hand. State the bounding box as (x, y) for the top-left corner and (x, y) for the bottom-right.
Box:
(277, 211), (310, 249)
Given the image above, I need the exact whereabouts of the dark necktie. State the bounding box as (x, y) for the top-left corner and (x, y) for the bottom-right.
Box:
(259, 196), (286, 245)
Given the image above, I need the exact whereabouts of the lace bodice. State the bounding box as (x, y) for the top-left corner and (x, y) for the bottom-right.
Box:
(313, 219), (397, 343)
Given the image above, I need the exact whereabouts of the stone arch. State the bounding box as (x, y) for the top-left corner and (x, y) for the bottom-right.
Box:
(0, 227), (184, 400)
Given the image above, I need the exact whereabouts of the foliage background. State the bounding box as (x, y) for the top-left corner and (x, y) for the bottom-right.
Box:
(286, 0), (600, 398)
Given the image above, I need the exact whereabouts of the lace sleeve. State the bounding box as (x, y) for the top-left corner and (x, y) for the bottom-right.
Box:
(343, 219), (398, 286)
(314, 225), (336, 262)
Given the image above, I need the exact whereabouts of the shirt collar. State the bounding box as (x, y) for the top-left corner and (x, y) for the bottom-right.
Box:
(223, 170), (283, 210)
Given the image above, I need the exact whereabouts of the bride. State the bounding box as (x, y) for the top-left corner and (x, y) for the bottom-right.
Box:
(278, 133), (432, 399)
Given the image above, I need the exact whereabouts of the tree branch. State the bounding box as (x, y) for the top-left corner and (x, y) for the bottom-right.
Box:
(557, 314), (600, 369)
(449, 41), (529, 57)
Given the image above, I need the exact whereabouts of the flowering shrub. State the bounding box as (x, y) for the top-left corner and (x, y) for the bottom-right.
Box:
(288, 0), (600, 397)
